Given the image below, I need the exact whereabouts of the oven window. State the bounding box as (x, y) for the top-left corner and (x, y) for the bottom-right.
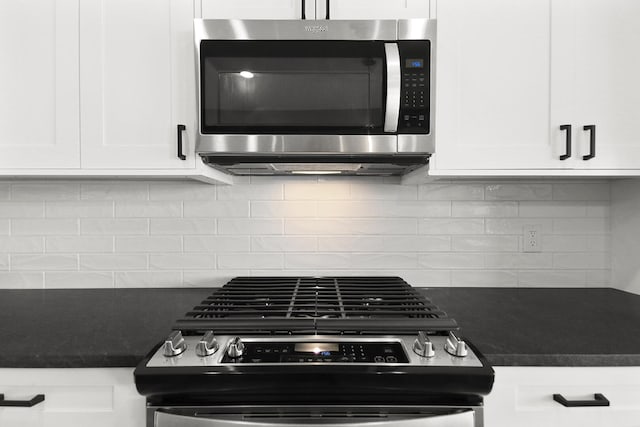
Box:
(200, 41), (386, 134)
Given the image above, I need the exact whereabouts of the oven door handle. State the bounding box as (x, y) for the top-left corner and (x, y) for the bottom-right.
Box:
(155, 409), (475, 427)
(383, 43), (401, 133)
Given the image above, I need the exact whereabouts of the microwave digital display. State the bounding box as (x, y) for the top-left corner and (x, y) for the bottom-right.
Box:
(406, 59), (424, 68)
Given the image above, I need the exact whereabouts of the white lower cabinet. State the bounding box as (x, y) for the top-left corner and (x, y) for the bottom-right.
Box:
(485, 367), (640, 427)
(0, 368), (144, 427)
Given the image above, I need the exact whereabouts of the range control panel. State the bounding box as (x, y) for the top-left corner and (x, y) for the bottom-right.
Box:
(221, 341), (409, 364)
(398, 41), (431, 134)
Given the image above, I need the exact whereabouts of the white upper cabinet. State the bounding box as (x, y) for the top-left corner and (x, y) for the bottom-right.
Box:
(552, 0), (640, 170)
(433, 0), (640, 175)
(0, 0), (80, 169)
(432, 0), (555, 172)
(80, 0), (196, 169)
(200, 0), (312, 19)
(320, 0), (430, 20)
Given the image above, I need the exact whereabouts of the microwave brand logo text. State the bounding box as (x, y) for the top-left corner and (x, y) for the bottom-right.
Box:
(304, 25), (328, 33)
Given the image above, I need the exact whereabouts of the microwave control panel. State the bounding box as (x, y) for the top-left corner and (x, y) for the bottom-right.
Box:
(398, 41), (430, 134)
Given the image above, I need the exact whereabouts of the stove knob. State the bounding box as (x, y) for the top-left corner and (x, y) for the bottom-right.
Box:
(196, 331), (218, 357)
(444, 331), (468, 357)
(413, 331), (435, 358)
(226, 337), (245, 358)
(163, 330), (187, 357)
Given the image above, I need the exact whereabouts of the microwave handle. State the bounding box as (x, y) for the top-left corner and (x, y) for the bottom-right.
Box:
(384, 43), (401, 133)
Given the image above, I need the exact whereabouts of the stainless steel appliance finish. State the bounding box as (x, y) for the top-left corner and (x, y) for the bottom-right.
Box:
(135, 277), (492, 427)
(194, 19), (436, 176)
(152, 406), (479, 427)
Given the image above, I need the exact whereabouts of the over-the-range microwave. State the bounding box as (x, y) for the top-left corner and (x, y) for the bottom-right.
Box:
(194, 19), (435, 176)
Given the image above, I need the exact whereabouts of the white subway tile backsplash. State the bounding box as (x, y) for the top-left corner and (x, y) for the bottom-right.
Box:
(350, 183), (417, 200)
(0, 272), (44, 288)
(149, 182), (216, 200)
(184, 236), (250, 252)
(452, 201), (518, 217)
(80, 219), (148, 235)
(485, 184), (552, 200)
(285, 182), (350, 200)
(218, 253), (284, 269)
(184, 201), (249, 217)
(419, 218), (484, 235)
(45, 201), (113, 218)
(552, 183), (610, 201)
(81, 182), (149, 200)
(419, 183), (484, 200)
(218, 219), (283, 235)
(553, 252), (610, 269)
(0, 179), (611, 289)
(12, 219), (78, 235)
(0, 219), (9, 235)
(115, 236), (182, 253)
(251, 236), (317, 252)
(11, 254), (78, 271)
(0, 202), (44, 218)
(317, 201), (450, 218)
(251, 201), (317, 217)
(318, 236), (450, 252)
(452, 235), (519, 252)
(12, 183), (80, 201)
(45, 272), (114, 288)
(285, 219), (417, 235)
(46, 236), (113, 253)
(116, 201), (182, 218)
(418, 253), (485, 269)
(519, 201), (586, 217)
(80, 254), (147, 270)
(0, 237), (44, 253)
(517, 270), (586, 287)
(218, 183), (283, 201)
(285, 253), (350, 269)
(150, 219), (216, 235)
(149, 254), (215, 270)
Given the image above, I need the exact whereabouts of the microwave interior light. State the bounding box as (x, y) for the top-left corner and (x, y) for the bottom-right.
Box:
(239, 71), (254, 79)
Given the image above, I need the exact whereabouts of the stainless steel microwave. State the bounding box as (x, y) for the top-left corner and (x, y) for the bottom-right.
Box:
(194, 19), (436, 176)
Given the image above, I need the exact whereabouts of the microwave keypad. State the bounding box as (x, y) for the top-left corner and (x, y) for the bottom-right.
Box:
(403, 72), (426, 109)
(397, 40), (430, 133)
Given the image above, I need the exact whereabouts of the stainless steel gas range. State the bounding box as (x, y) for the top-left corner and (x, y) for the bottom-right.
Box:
(135, 277), (494, 427)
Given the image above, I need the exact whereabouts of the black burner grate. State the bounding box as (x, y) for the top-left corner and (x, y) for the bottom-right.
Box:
(175, 276), (457, 333)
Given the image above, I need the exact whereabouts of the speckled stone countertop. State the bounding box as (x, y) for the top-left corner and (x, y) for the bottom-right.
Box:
(1, 287), (639, 368)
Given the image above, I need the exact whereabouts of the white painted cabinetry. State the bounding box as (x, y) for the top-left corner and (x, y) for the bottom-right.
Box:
(0, 368), (144, 427)
(319, 0), (430, 20)
(485, 367), (640, 427)
(0, 0), (80, 169)
(80, 0), (196, 170)
(200, 0), (312, 19)
(432, 0), (640, 177)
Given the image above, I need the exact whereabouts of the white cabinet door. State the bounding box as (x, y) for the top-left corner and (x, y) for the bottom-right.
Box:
(485, 367), (640, 427)
(0, 368), (144, 427)
(552, 0), (640, 170)
(321, 0), (430, 20)
(201, 0), (311, 19)
(0, 0), (80, 169)
(80, 0), (196, 169)
(432, 0), (559, 172)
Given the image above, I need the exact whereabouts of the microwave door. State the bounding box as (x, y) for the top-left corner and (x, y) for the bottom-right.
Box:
(383, 43), (401, 133)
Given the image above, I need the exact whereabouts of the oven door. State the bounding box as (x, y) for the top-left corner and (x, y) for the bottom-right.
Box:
(153, 407), (481, 427)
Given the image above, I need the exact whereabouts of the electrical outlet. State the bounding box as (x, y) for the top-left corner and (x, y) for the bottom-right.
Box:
(523, 225), (542, 252)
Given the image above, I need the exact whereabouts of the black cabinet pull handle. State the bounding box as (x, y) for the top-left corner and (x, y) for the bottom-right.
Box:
(582, 125), (596, 160)
(0, 393), (45, 407)
(177, 124), (186, 160)
(301, 0), (306, 19)
(559, 124), (572, 160)
(325, 0), (330, 19)
(553, 393), (610, 407)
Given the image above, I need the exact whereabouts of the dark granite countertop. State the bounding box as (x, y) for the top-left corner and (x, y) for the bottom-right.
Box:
(1, 287), (639, 368)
